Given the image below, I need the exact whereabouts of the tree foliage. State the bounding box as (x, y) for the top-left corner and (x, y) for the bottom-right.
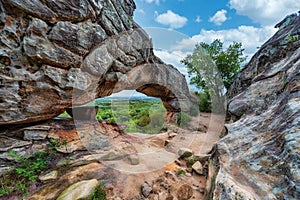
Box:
(182, 39), (246, 112)
(182, 39), (246, 90)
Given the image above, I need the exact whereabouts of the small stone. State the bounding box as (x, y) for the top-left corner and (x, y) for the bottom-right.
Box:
(177, 184), (193, 200)
(178, 148), (193, 158)
(39, 170), (58, 182)
(141, 182), (152, 197)
(164, 140), (171, 146)
(57, 179), (99, 200)
(128, 154), (140, 165)
(186, 168), (193, 173)
(168, 132), (178, 138)
(185, 172), (192, 177)
(192, 161), (203, 175)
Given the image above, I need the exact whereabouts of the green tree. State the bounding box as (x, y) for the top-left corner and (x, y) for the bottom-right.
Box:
(182, 39), (246, 113)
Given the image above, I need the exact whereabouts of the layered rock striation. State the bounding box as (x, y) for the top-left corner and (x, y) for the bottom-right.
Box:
(208, 13), (300, 199)
(0, 0), (196, 125)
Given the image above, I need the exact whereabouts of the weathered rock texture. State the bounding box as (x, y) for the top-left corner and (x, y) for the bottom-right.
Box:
(208, 13), (300, 199)
(0, 0), (196, 125)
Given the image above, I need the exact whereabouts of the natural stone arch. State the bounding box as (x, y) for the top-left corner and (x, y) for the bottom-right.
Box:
(111, 63), (198, 123)
(0, 0), (197, 126)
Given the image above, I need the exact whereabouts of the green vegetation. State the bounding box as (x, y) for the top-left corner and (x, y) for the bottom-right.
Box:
(182, 39), (246, 112)
(176, 169), (186, 176)
(92, 182), (107, 200)
(58, 111), (71, 118)
(0, 150), (49, 197)
(286, 33), (298, 43)
(0, 139), (66, 198)
(95, 98), (166, 134)
(59, 97), (196, 132)
(195, 90), (211, 113)
(177, 112), (192, 128)
(48, 138), (67, 150)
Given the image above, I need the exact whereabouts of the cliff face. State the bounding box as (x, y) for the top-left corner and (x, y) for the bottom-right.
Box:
(209, 14), (300, 199)
(0, 0), (196, 125)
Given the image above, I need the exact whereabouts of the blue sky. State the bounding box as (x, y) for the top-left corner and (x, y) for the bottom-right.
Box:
(134, 0), (260, 35)
(114, 0), (299, 96)
(133, 0), (299, 67)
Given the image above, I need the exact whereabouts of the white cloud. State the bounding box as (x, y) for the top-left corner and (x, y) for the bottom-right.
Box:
(154, 49), (193, 87)
(154, 50), (188, 72)
(137, 9), (145, 14)
(171, 25), (277, 60)
(209, 9), (228, 26)
(144, 0), (160, 5)
(229, 0), (300, 25)
(155, 10), (188, 29)
(195, 16), (202, 23)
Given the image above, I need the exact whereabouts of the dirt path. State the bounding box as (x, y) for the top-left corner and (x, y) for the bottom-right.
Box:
(103, 112), (226, 199)
(22, 113), (225, 200)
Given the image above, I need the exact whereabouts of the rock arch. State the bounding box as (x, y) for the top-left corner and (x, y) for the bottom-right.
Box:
(0, 0), (197, 125)
(112, 63), (197, 123)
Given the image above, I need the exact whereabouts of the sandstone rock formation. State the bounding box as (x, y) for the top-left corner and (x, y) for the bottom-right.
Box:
(207, 13), (300, 199)
(0, 0), (196, 125)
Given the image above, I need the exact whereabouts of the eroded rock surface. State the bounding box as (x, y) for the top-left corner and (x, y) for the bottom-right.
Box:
(208, 13), (300, 199)
(0, 0), (196, 125)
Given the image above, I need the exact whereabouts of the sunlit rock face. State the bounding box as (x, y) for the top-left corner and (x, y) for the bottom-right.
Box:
(208, 13), (300, 199)
(0, 0), (196, 125)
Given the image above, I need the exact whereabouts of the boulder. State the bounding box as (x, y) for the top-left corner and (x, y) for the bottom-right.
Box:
(207, 13), (300, 200)
(56, 179), (99, 200)
(141, 181), (152, 198)
(39, 170), (58, 182)
(192, 161), (203, 175)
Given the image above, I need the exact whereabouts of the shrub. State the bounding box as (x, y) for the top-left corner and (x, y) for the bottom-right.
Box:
(198, 90), (211, 112)
(135, 112), (151, 127)
(177, 112), (192, 128)
(92, 182), (106, 200)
